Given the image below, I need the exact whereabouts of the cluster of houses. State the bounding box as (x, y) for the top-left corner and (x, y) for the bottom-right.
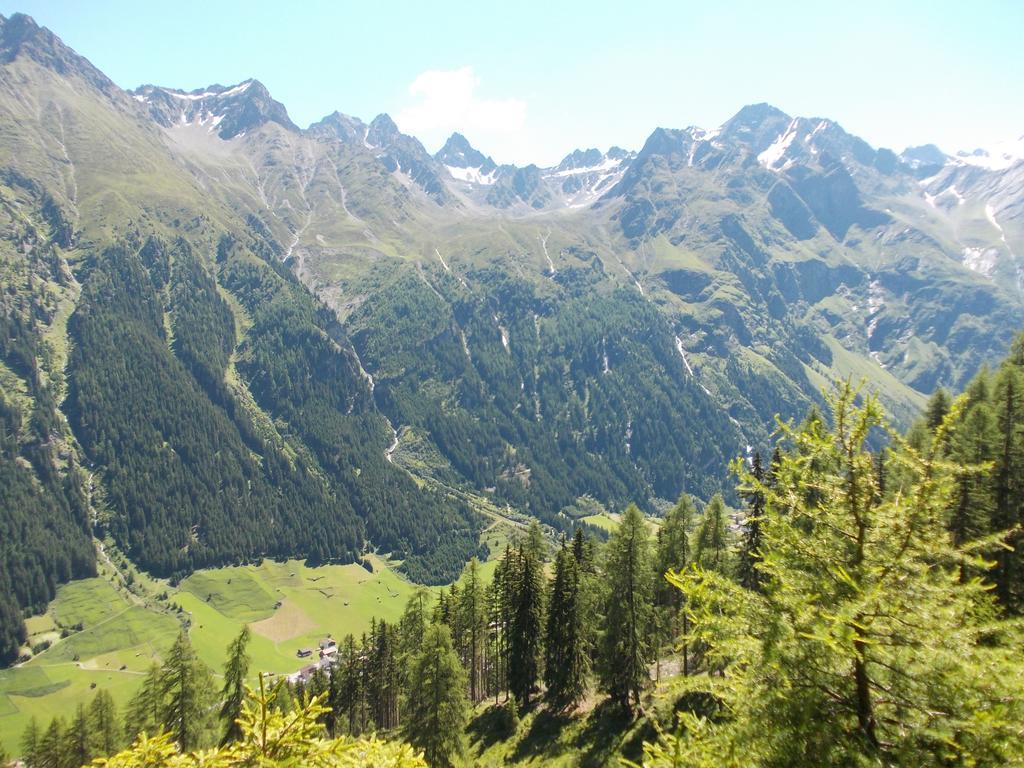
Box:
(286, 637), (338, 684)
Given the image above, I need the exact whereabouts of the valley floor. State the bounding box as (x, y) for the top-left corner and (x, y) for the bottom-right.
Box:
(0, 544), (428, 749)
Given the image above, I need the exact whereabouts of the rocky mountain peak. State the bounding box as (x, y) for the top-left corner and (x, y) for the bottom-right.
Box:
(555, 148), (604, 172)
(131, 78), (297, 139)
(367, 113), (401, 147)
(0, 13), (118, 95)
(435, 132), (498, 179)
(720, 103), (795, 153)
(308, 110), (368, 144)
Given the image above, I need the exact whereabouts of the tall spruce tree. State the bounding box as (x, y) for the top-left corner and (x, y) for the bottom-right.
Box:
(219, 626), (251, 745)
(640, 383), (1024, 767)
(654, 494), (695, 675)
(336, 634), (364, 736)
(487, 549), (514, 703)
(38, 717), (63, 768)
(21, 716), (40, 767)
(456, 557), (488, 704)
(404, 623), (469, 768)
(544, 543), (589, 710)
(88, 688), (121, 758)
(63, 703), (91, 768)
(160, 630), (216, 751)
(991, 356), (1023, 611)
(599, 504), (653, 714)
(695, 494), (731, 574)
(738, 453), (766, 592)
(525, 520), (548, 564)
(509, 545), (544, 707)
(124, 662), (162, 741)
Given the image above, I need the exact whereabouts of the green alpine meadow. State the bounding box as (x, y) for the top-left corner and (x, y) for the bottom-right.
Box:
(1, 4), (1023, 766)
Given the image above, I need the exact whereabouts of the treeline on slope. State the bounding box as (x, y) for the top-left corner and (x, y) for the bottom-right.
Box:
(910, 332), (1024, 611)
(220, 236), (482, 582)
(0, 173), (94, 666)
(65, 229), (480, 585)
(346, 262), (741, 529)
(14, 628), (424, 768)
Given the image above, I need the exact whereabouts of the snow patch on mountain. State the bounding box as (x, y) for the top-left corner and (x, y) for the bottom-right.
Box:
(446, 165), (496, 185)
(954, 136), (1024, 171)
(758, 119), (799, 170)
(962, 246), (999, 276)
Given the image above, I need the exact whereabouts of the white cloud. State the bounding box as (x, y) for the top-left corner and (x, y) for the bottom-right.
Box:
(394, 66), (529, 164)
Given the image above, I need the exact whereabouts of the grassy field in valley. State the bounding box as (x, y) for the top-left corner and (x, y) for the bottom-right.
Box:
(0, 552), (428, 750)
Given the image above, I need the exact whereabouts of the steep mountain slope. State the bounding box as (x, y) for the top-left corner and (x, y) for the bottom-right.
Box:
(1, 13), (1023, 666)
(0, 13), (484, 657)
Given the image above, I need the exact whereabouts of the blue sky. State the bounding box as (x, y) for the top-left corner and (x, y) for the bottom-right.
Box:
(6, 0), (1023, 166)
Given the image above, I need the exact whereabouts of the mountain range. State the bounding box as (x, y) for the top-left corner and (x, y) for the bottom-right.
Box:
(1, 11), (1022, 661)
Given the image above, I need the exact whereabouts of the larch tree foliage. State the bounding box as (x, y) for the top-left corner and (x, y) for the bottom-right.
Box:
(599, 503), (653, 714)
(404, 623), (468, 768)
(637, 383), (1024, 768)
(544, 542), (590, 710)
(94, 675), (426, 768)
(219, 625), (251, 745)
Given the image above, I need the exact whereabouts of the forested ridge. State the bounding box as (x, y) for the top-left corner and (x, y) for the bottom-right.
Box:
(347, 262), (742, 524)
(65, 230), (483, 582)
(0, 174), (95, 666)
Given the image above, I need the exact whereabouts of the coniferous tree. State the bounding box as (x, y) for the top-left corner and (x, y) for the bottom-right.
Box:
(21, 717), (40, 767)
(88, 688), (121, 758)
(37, 717), (63, 768)
(160, 630), (216, 751)
(219, 626), (251, 745)
(336, 634), (364, 736)
(946, 390), (995, 582)
(544, 543), (589, 709)
(695, 494), (731, 574)
(509, 545), (544, 707)
(991, 359), (1023, 611)
(738, 453), (766, 592)
(925, 387), (951, 431)
(398, 588), (431, 709)
(404, 624), (468, 768)
(486, 549), (513, 703)
(124, 663), (162, 742)
(599, 504), (653, 714)
(63, 703), (91, 768)
(641, 384), (1024, 767)
(369, 620), (400, 731)
(525, 520), (547, 564)
(456, 557), (487, 703)
(654, 494), (694, 674)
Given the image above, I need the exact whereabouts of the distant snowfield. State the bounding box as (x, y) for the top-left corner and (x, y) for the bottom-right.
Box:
(953, 136), (1024, 171)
